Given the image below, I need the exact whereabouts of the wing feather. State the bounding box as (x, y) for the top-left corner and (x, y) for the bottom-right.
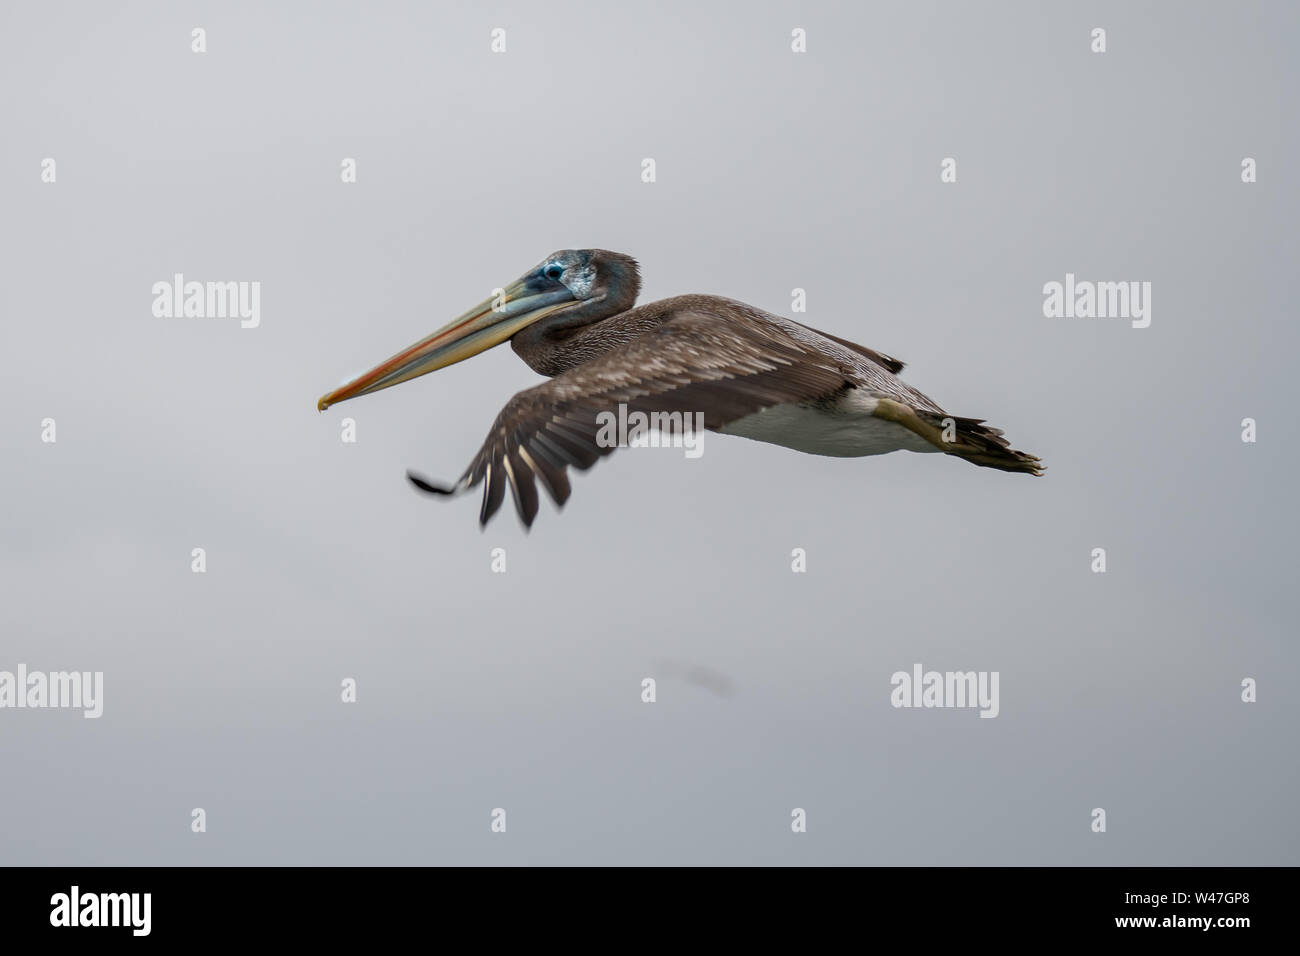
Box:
(408, 311), (855, 527)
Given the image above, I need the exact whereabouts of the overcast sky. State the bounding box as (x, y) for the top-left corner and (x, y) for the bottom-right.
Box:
(1, 0), (1296, 864)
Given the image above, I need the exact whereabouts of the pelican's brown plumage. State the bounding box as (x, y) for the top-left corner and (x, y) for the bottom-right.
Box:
(318, 249), (1043, 528)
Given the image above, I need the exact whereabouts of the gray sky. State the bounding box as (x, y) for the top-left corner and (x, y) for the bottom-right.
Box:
(1, 0), (1296, 864)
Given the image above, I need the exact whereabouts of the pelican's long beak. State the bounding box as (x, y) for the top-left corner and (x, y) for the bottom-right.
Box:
(317, 277), (574, 411)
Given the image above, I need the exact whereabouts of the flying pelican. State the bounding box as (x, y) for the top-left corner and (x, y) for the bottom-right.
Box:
(317, 249), (1043, 527)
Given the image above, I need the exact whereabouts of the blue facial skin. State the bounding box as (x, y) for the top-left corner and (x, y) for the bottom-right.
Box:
(523, 250), (593, 299)
(525, 262), (571, 296)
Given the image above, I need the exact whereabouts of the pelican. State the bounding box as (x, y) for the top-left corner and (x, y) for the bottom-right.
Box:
(317, 249), (1043, 527)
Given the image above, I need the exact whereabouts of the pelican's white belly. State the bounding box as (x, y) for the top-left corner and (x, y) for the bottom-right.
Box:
(716, 390), (938, 458)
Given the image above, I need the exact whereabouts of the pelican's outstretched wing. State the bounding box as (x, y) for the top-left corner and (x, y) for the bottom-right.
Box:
(408, 311), (855, 527)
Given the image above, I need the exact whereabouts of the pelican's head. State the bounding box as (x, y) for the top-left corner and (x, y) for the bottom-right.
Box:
(316, 248), (639, 411)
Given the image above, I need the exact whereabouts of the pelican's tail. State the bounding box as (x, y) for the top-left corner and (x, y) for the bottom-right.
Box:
(873, 398), (1045, 476)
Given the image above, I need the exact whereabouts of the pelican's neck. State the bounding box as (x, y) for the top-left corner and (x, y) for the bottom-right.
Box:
(510, 304), (667, 377)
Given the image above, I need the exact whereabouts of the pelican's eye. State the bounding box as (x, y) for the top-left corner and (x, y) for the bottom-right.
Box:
(544, 264), (564, 280)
